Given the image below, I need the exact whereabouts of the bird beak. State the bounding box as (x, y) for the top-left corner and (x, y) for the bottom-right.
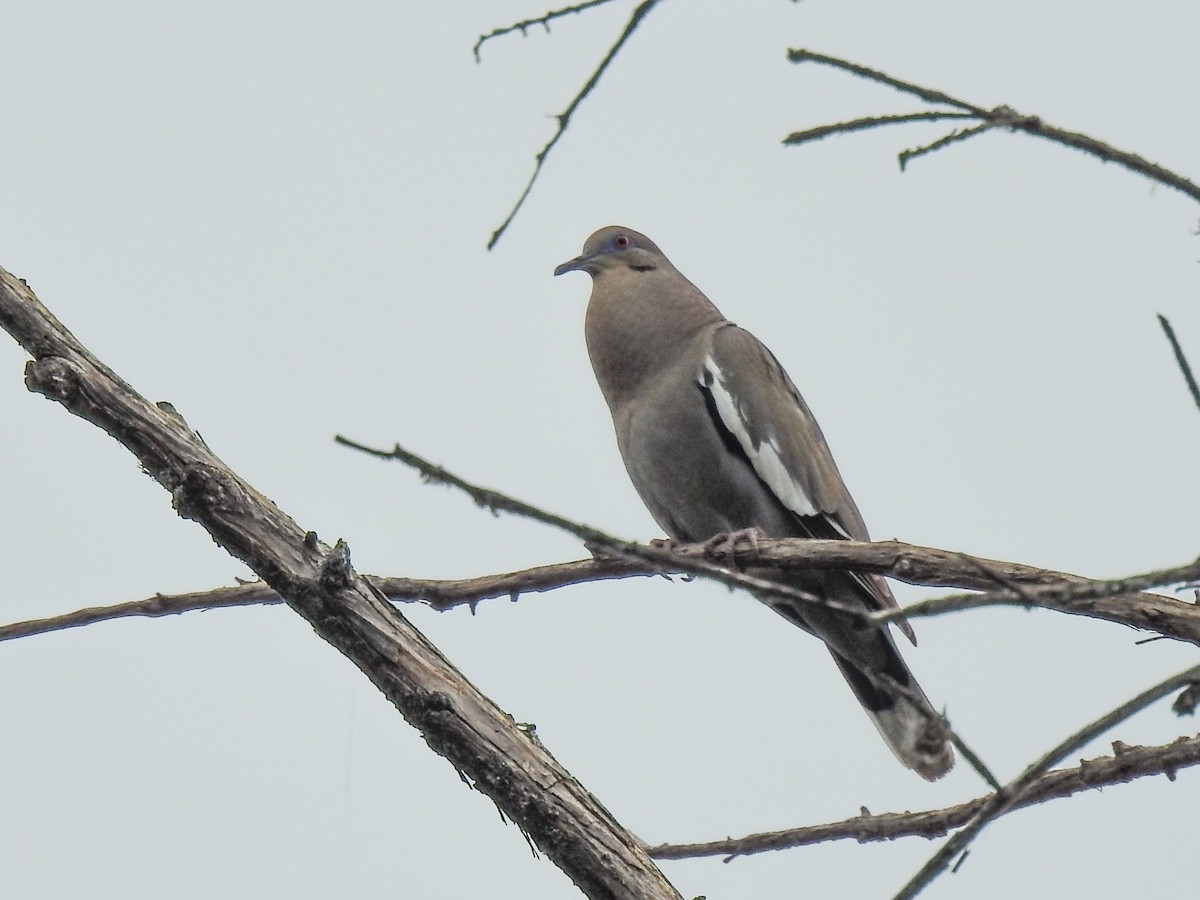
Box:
(554, 255), (588, 276)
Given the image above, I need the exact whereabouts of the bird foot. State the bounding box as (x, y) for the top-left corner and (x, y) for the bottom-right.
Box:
(647, 538), (697, 580)
(702, 527), (762, 565)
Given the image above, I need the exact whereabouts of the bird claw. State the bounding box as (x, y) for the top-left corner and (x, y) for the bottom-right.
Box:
(647, 538), (694, 579)
(702, 527), (762, 565)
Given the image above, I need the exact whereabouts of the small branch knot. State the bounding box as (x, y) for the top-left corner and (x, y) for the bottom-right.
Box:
(319, 538), (355, 591)
(24, 355), (80, 402)
(172, 463), (245, 522)
(989, 105), (1039, 130)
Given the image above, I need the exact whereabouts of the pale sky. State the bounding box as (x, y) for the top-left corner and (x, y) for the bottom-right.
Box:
(3, 2), (1199, 898)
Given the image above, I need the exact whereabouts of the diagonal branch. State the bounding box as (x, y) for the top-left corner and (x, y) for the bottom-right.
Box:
(0, 266), (682, 900)
(898, 122), (994, 170)
(334, 435), (852, 617)
(487, 0), (665, 249)
(785, 48), (1200, 205)
(895, 663), (1200, 898)
(1158, 314), (1200, 418)
(648, 733), (1200, 859)
(336, 437), (1200, 642)
(786, 49), (986, 113)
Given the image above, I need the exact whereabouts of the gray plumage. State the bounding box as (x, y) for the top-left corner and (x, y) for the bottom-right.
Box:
(555, 225), (954, 781)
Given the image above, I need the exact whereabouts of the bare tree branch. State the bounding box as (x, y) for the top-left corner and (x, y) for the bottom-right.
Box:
(785, 48), (1200, 206)
(5, 267), (1197, 895)
(486, 0), (665, 250)
(474, 0), (617, 61)
(344, 439), (997, 788)
(1158, 314), (1200, 418)
(335, 435), (851, 617)
(784, 111), (978, 147)
(0, 267), (683, 900)
(898, 122), (994, 170)
(647, 733), (1200, 859)
(335, 436), (1200, 642)
(871, 555), (1200, 637)
(6, 15), (1196, 893)
(8, 537), (1197, 645)
(895, 663), (1200, 898)
(787, 49), (986, 114)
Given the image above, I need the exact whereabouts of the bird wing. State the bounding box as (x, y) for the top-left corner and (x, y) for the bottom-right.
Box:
(700, 323), (915, 641)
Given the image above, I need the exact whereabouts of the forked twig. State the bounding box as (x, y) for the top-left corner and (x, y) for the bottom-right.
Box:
(648, 733), (1200, 859)
(895, 663), (1200, 898)
(786, 48), (1200, 205)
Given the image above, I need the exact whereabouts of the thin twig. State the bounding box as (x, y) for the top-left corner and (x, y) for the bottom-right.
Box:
(487, 0), (665, 249)
(950, 550), (1040, 608)
(991, 107), (1200, 205)
(786, 49), (986, 114)
(647, 733), (1200, 859)
(894, 663), (1200, 899)
(948, 731), (1001, 792)
(340, 436), (1200, 641)
(783, 111), (978, 147)
(334, 435), (851, 617)
(474, 0), (616, 61)
(786, 49), (1200, 206)
(898, 123), (994, 170)
(874, 557), (1200, 629)
(0, 584), (278, 641)
(1157, 314), (1200, 418)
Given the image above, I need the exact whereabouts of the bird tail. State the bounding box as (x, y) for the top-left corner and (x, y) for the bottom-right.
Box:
(828, 647), (955, 781)
(757, 576), (955, 780)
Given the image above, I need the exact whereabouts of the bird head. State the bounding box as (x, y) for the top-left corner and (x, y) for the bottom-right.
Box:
(554, 226), (666, 277)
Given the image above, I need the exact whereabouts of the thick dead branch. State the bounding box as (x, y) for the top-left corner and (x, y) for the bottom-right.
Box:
(0, 267), (681, 900)
(785, 49), (1200, 206)
(648, 733), (1200, 859)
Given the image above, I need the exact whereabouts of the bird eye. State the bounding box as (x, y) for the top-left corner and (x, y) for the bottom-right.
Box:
(614, 234), (630, 248)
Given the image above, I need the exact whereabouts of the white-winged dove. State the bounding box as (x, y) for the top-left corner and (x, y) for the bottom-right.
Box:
(555, 225), (954, 781)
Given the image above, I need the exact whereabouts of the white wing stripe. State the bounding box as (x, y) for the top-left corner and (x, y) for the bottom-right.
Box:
(702, 356), (823, 519)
